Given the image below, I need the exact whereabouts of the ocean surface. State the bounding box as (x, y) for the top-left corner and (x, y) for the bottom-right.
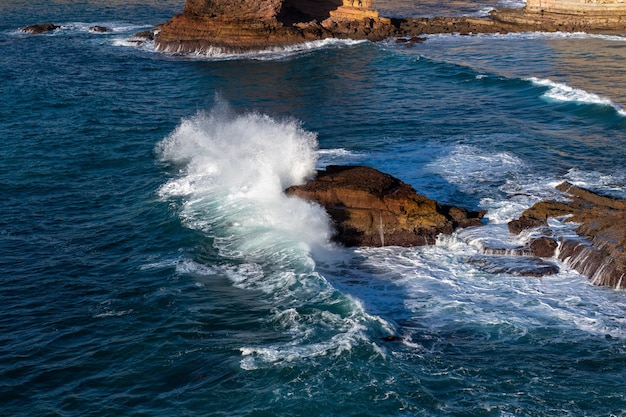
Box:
(1, 1), (626, 416)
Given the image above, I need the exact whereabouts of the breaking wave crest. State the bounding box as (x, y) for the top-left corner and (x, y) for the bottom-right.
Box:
(156, 101), (392, 368)
(528, 77), (626, 116)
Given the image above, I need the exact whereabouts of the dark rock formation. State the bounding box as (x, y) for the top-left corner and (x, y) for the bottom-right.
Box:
(22, 23), (60, 34)
(509, 181), (626, 289)
(285, 165), (484, 247)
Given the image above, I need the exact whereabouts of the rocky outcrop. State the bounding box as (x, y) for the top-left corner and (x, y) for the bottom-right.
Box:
(285, 165), (484, 247)
(491, 7), (626, 34)
(509, 181), (626, 289)
(151, 0), (626, 53)
(154, 0), (395, 53)
(22, 23), (60, 34)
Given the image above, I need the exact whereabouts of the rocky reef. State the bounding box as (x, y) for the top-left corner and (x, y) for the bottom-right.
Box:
(285, 165), (485, 247)
(287, 167), (626, 289)
(509, 181), (626, 289)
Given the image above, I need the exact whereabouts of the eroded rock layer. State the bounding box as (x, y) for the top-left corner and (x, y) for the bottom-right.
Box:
(151, 0), (626, 53)
(509, 182), (626, 289)
(155, 0), (395, 53)
(285, 165), (484, 247)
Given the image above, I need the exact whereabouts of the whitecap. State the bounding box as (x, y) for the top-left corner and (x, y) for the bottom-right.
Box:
(528, 76), (626, 115)
(316, 148), (366, 168)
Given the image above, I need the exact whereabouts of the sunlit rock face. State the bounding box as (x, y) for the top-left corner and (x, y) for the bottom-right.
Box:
(492, 0), (626, 32)
(525, 0), (626, 15)
(154, 0), (395, 53)
(286, 166), (485, 247)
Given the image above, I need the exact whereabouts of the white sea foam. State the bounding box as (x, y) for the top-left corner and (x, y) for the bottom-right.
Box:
(154, 38), (367, 61)
(528, 77), (626, 115)
(157, 100), (393, 368)
(316, 148), (366, 168)
(334, 239), (626, 348)
(564, 168), (626, 199)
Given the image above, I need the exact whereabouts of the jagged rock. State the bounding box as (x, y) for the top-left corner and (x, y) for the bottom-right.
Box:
(22, 23), (60, 34)
(509, 181), (626, 289)
(285, 165), (484, 247)
(131, 30), (156, 41)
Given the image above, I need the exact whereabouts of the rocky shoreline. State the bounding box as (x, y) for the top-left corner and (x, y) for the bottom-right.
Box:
(22, 0), (626, 51)
(508, 181), (626, 289)
(147, 0), (626, 54)
(287, 166), (626, 290)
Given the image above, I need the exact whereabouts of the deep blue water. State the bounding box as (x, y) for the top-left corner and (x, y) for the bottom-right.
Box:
(1, 1), (626, 416)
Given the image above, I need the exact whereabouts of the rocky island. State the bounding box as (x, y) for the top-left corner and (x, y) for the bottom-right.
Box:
(150, 0), (626, 53)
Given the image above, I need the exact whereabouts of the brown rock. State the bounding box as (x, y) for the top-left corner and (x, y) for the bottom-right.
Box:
(22, 23), (60, 34)
(285, 165), (484, 247)
(528, 236), (558, 258)
(153, 0), (626, 53)
(154, 0), (399, 53)
(509, 181), (626, 289)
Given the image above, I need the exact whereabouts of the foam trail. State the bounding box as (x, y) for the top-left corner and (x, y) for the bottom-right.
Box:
(154, 38), (367, 61)
(528, 77), (626, 115)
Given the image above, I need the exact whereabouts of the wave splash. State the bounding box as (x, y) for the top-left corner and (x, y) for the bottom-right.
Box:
(156, 102), (390, 368)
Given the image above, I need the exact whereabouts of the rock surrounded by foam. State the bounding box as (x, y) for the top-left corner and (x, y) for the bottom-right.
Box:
(285, 165), (485, 247)
(22, 23), (60, 34)
(509, 181), (626, 289)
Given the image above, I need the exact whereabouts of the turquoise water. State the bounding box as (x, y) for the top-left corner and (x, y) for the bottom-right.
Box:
(1, 1), (626, 416)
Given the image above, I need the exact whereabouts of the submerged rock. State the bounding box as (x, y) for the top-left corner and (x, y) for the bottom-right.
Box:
(285, 165), (484, 247)
(22, 23), (60, 34)
(509, 181), (626, 289)
(468, 255), (559, 277)
(89, 25), (110, 33)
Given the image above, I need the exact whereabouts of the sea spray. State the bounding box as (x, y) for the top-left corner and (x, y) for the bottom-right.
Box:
(156, 102), (392, 368)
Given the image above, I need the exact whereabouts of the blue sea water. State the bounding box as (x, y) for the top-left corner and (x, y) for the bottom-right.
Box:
(1, 1), (626, 416)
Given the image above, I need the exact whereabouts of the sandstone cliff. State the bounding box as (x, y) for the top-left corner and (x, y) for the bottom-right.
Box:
(285, 165), (485, 247)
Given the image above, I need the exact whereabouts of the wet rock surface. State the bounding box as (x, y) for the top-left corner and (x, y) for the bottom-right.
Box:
(285, 165), (484, 247)
(509, 181), (626, 288)
(22, 23), (60, 34)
